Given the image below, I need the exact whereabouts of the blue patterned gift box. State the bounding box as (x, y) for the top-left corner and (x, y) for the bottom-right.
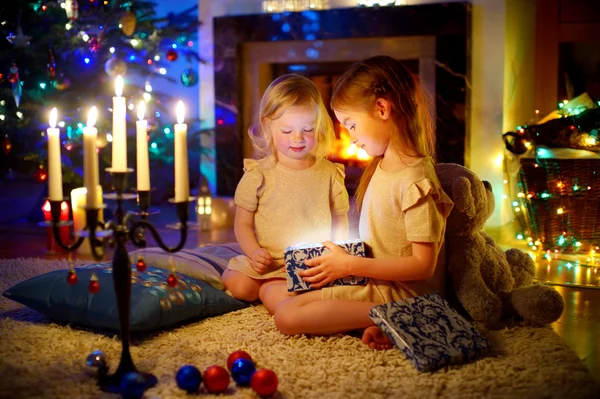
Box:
(369, 293), (491, 372)
(284, 239), (368, 292)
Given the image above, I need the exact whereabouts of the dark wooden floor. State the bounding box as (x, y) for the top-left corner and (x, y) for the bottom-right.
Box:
(0, 207), (598, 382)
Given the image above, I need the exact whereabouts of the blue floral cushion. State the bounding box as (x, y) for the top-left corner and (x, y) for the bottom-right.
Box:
(3, 258), (249, 332)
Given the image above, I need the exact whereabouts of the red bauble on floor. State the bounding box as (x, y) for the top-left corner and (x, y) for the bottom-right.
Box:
(251, 369), (278, 397)
(227, 350), (253, 371)
(202, 365), (230, 394)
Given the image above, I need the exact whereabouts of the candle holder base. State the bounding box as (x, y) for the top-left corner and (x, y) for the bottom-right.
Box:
(98, 370), (158, 393)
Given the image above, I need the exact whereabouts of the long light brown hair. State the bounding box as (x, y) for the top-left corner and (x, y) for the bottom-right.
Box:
(249, 74), (335, 160)
(331, 56), (435, 211)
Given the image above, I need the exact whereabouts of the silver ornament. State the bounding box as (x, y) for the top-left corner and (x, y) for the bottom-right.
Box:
(104, 57), (127, 77)
(86, 350), (108, 373)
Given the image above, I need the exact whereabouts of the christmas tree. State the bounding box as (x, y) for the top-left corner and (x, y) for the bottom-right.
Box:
(0, 0), (206, 201)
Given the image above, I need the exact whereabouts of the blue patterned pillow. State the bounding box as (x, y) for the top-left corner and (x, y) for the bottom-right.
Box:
(129, 243), (245, 291)
(3, 261), (249, 332)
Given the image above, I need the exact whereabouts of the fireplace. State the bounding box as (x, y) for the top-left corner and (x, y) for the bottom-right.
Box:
(214, 3), (470, 195)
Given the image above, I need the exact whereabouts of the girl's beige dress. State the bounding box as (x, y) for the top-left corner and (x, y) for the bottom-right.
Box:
(227, 155), (349, 280)
(321, 156), (454, 303)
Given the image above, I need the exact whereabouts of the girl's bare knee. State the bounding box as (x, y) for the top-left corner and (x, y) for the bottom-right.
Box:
(274, 310), (300, 335)
(223, 272), (259, 302)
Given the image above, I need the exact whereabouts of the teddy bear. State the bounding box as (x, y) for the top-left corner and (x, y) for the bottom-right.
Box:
(434, 163), (564, 329)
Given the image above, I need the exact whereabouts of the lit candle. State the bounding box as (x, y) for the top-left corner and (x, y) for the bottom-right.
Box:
(136, 101), (150, 191)
(47, 108), (63, 201)
(83, 106), (99, 208)
(174, 101), (189, 202)
(112, 75), (127, 171)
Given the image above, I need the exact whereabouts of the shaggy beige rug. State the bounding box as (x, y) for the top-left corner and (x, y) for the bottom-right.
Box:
(1, 258), (599, 399)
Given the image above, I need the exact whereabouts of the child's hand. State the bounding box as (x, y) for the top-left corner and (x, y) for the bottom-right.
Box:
(251, 248), (272, 274)
(300, 241), (351, 289)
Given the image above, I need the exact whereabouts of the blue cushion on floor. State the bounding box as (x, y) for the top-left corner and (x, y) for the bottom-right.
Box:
(3, 260), (249, 332)
(129, 243), (245, 291)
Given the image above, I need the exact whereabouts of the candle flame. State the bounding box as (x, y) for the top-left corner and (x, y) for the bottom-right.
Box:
(115, 75), (123, 97)
(137, 101), (145, 121)
(176, 101), (185, 124)
(49, 108), (58, 128)
(87, 106), (98, 128)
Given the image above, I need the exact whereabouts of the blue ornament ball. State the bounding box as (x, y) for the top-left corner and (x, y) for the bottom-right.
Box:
(231, 358), (256, 386)
(180, 68), (198, 87)
(176, 365), (202, 393)
(120, 372), (146, 399)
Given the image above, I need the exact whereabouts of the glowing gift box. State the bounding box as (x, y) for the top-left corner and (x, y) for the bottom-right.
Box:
(284, 239), (368, 292)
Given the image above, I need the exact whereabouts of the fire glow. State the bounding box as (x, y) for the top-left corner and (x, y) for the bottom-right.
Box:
(328, 124), (371, 165)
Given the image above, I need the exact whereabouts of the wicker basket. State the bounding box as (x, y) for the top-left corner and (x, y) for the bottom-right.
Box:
(518, 156), (600, 252)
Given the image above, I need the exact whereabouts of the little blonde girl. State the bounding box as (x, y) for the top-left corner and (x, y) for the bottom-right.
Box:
(222, 74), (350, 313)
(273, 56), (454, 349)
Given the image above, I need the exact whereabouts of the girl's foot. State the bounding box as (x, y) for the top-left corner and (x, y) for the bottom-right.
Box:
(361, 326), (393, 350)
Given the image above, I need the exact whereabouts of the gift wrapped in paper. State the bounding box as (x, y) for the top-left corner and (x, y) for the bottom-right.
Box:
(369, 293), (491, 372)
(284, 239), (368, 292)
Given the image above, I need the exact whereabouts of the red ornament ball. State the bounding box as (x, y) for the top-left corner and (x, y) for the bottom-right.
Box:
(202, 365), (230, 394)
(7, 72), (18, 84)
(166, 49), (178, 62)
(34, 167), (48, 183)
(1, 136), (11, 154)
(167, 274), (178, 287)
(89, 37), (100, 52)
(227, 350), (253, 371)
(251, 369), (278, 397)
(0, 72), (4, 83)
(88, 280), (100, 294)
(136, 258), (147, 272)
(67, 271), (78, 285)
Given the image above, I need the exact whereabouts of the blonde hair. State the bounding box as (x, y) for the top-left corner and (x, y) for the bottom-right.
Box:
(331, 56), (435, 211)
(249, 74), (335, 159)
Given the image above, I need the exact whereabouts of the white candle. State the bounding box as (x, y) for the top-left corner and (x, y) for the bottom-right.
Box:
(174, 101), (189, 202)
(136, 101), (150, 191)
(83, 107), (99, 209)
(111, 75), (127, 171)
(47, 108), (63, 201)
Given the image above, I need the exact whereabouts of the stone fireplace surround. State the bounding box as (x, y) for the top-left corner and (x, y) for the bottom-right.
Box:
(213, 3), (470, 195)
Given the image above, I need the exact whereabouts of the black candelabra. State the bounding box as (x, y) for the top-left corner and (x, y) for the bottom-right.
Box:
(47, 169), (190, 393)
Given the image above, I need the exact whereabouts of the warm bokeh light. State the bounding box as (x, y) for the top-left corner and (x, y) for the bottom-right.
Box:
(115, 75), (123, 97)
(49, 108), (57, 128)
(328, 123), (371, 164)
(176, 101), (185, 124)
(87, 106), (98, 127)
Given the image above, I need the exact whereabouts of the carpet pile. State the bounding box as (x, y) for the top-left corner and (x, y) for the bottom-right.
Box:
(1, 258), (599, 398)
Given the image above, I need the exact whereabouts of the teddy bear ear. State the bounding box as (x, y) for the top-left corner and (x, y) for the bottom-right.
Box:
(452, 176), (477, 218)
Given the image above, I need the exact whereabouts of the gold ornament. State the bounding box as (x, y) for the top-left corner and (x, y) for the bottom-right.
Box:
(96, 131), (108, 149)
(120, 11), (137, 36)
